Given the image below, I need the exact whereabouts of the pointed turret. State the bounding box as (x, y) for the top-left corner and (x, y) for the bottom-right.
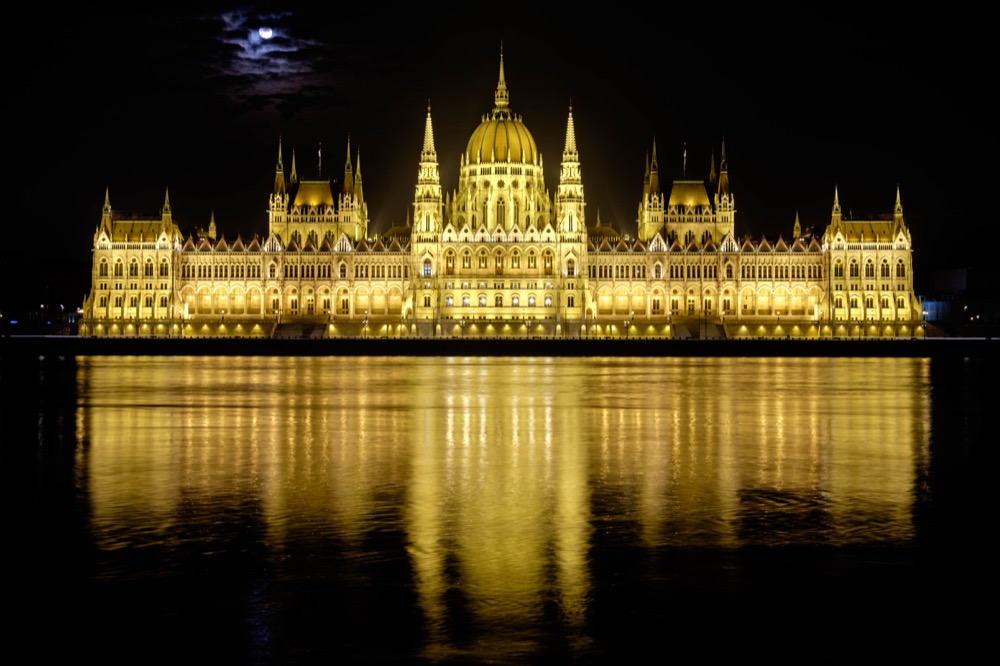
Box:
(709, 150), (717, 186)
(208, 210), (217, 240)
(495, 43), (509, 113)
(290, 148), (298, 184)
(716, 139), (730, 197)
(637, 138), (664, 242)
(413, 102), (443, 236)
(556, 103), (585, 235)
(274, 136), (287, 195)
(161, 188), (172, 227)
(343, 135), (354, 196)
(98, 187), (113, 237)
(421, 99), (438, 162)
(354, 147), (364, 206)
(832, 185), (842, 222)
(793, 210), (801, 239)
(649, 138), (660, 196)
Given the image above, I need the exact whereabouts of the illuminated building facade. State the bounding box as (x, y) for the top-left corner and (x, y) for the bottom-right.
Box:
(80, 54), (923, 339)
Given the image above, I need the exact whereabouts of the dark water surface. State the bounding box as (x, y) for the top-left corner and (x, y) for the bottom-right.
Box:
(2, 355), (992, 664)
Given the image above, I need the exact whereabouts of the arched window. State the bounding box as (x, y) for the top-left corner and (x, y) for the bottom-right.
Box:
(567, 259), (575, 277)
(129, 260), (139, 277)
(880, 261), (890, 278)
(849, 261), (859, 278)
(654, 264), (662, 279)
(99, 260), (109, 277)
(544, 295), (552, 307)
(423, 259), (432, 277)
(865, 261), (875, 278)
(445, 295), (454, 307)
(896, 260), (906, 278)
(834, 262), (844, 278)
(479, 295), (487, 307)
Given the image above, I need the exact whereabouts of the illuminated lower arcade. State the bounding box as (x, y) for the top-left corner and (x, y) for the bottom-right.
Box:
(79, 54), (923, 340)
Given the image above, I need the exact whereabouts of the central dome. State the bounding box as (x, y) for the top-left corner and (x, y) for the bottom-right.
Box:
(465, 114), (538, 164)
(464, 51), (538, 165)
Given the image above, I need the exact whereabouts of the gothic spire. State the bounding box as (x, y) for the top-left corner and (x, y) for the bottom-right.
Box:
(717, 138), (730, 197)
(494, 42), (509, 113)
(422, 101), (437, 161)
(648, 138), (660, 196)
(274, 136), (287, 195)
(562, 102), (578, 159)
(343, 135), (354, 195)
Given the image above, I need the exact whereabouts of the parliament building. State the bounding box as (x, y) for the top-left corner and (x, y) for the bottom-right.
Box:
(79, 54), (924, 340)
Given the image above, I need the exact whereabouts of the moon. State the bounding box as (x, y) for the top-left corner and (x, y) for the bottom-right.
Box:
(258, 27), (273, 39)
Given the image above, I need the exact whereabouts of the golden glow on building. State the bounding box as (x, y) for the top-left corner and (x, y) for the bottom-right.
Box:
(80, 52), (923, 340)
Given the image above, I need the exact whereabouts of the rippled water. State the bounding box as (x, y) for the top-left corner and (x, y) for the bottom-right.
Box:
(2, 354), (991, 664)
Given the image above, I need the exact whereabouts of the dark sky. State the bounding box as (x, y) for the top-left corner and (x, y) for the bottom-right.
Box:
(4, 4), (991, 312)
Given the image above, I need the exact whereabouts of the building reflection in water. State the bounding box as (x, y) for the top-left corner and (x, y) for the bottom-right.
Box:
(74, 355), (930, 658)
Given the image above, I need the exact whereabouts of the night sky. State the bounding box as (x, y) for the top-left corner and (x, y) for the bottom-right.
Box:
(3, 4), (991, 314)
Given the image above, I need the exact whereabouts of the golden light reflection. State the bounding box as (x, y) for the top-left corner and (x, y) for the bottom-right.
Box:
(75, 355), (930, 656)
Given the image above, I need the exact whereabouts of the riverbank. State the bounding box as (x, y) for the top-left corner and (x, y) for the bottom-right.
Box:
(2, 334), (998, 358)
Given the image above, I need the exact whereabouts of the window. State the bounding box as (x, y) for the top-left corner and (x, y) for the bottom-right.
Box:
(463, 295), (470, 307)
(423, 259), (432, 277)
(528, 295), (536, 307)
(568, 295), (575, 308)
(445, 295), (454, 307)
(512, 295), (519, 307)
(896, 261), (906, 278)
(340, 264), (347, 278)
(99, 260), (109, 277)
(114, 262), (123, 277)
(849, 262), (859, 278)
(479, 295), (487, 307)
(495, 295), (503, 307)
(567, 259), (575, 277)
(144, 261), (154, 277)
(424, 295), (431, 307)
(654, 265), (662, 279)
(544, 296), (552, 307)
(129, 261), (139, 277)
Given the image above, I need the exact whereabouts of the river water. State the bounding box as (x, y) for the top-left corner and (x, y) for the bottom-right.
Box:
(2, 354), (992, 664)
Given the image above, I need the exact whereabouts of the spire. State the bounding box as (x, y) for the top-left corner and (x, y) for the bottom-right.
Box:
(649, 138), (660, 196)
(495, 42), (509, 112)
(709, 150), (717, 184)
(290, 148), (298, 183)
(343, 135), (354, 195)
(895, 184), (903, 215)
(716, 138), (730, 197)
(103, 187), (111, 214)
(354, 146), (364, 205)
(317, 142), (323, 179)
(208, 210), (217, 239)
(274, 136), (287, 195)
(562, 102), (578, 158)
(161, 187), (172, 226)
(421, 102), (437, 161)
(793, 210), (801, 238)
(833, 185), (841, 214)
(682, 142), (687, 178)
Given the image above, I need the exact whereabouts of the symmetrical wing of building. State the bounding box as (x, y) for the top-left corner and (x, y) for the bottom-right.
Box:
(80, 54), (924, 339)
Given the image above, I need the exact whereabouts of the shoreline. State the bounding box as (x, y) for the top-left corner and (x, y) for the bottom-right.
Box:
(2, 334), (998, 359)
